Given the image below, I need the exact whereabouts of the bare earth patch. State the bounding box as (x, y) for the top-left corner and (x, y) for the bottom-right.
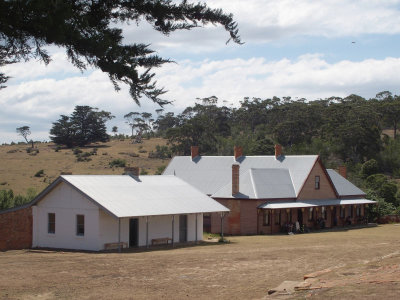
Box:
(0, 225), (399, 299)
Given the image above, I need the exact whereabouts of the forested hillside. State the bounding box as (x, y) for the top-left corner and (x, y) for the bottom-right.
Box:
(154, 92), (400, 219)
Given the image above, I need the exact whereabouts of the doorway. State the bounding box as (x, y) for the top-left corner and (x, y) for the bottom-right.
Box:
(129, 218), (139, 247)
(297, 209), (303, 226)
(179, 215), (187, 242)
(332, 207), (337, 227)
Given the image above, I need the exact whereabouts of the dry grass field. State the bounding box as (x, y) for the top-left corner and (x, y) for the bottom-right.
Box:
(0, 138), (168, 196)
(0, 225), (399, 299)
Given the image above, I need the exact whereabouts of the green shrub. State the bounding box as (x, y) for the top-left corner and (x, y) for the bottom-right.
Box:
(360, 159), (379, 178)
(140, 169), (149, 175)
(109, 158), (126, 168)
(148, 145), (171, 159)
(155, 165), (166, 175)
(26, 148), (39, 155)
(73, 148), (82, 155)
(34, 169), (44, 177)
(76, 152), (91, 162)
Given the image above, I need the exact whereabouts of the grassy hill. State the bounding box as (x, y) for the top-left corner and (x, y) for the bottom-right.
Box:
(0, 138), (169, 196)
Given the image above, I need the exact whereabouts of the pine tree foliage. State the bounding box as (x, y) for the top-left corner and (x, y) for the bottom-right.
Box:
(0, 0), (241, 106)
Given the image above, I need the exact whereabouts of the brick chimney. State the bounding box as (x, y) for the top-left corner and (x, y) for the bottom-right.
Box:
(338, 166), (347, 179)
(275, 144), (282, 158)
(124, 167), (139, 177)
(234, 146), (243, 160)
(232, 164), (240, 196)
(191, 146), (199, 160)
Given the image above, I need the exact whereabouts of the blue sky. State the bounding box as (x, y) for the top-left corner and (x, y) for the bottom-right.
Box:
(2, 0), (400, 143)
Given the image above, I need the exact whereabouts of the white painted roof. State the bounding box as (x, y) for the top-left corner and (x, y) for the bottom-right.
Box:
(164, 155), (318, 196)
(212, 168), (296, 199)
(60, 175), (229, 218)
(258, 198), (376, 209)
(326, 169), (366, 196)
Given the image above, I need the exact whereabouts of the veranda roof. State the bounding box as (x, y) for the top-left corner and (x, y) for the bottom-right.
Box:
(258, 198), (376, 209)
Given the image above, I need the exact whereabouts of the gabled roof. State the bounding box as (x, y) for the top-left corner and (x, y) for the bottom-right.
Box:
(212, 168), (296, 199)
(326, 169), (366, 197)
(32, 175), (229, 218)
(164, 155), (366, 200)
(163, 155), (318, 197)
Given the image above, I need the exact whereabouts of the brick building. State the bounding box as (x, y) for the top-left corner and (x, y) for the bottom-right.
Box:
(164, 145), (375, 235)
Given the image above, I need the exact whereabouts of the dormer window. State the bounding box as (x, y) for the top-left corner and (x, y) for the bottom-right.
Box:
(315, 176), (320, 190)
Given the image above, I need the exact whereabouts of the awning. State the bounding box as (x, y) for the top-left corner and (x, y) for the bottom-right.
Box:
(258, 198), (376, 209)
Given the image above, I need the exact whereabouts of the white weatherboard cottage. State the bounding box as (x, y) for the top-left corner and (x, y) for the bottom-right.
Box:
(32, 175), (229, 251)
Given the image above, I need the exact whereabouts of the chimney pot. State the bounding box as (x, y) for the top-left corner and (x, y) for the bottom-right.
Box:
(191, 146), (199, 160)
(234, 146), (243, 160)
(338, 166), (347, 178)
(232, 164), (240, 196)
(275, 144), (282, 158)
(124, 167), (139, 177)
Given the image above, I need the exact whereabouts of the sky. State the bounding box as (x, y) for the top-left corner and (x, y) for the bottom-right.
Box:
(2, 0), (400, 143)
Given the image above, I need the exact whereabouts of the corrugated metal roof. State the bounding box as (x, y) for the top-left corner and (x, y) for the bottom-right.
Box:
(258, 198), (376, 209)
(326, 169), (366, 196)
(212, 168), (296, 199)
(164, 155), (318, 196)
(59, 175), (229, 218)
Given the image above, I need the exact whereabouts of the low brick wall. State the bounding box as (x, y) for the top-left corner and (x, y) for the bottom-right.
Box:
(378, 214), (400, 224)
(0, 207), (32, 251)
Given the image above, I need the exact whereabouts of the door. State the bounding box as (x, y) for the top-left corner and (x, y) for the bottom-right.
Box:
(297, 209), (303, 226)
(203, 214), (211, 233)
(129, 218), (139, 247)
(332, 207), (337, 227)
(179, 215), (187, 243)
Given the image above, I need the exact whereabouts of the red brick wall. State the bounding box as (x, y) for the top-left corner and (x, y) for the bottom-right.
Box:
(211, 199), (241, 235)
(240, 200), (262, 235)
(0, 207), (32, 251)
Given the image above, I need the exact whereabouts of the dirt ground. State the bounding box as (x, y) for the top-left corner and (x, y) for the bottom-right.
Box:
(0, 225), (399, 299)
(0, 138), (168, 195)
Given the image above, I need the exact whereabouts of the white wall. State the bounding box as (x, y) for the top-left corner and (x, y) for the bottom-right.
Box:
(32, 182), (205, 251)
(32, 182), (101, 251)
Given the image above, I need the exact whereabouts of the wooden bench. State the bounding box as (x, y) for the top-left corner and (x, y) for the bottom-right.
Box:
(104, 242), (128, 250)
(151, 237), (172, 246)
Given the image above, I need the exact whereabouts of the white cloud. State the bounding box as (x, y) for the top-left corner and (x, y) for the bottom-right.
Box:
(118, 0), (400, 54)
(207, 0), (400, 40)
(1, 53), (400, 143)
(155, 54), (400, 110)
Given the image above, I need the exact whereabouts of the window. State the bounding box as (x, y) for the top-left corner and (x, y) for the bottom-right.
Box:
(275, 210), (281, 225)
(48, 213), (55, 234)
(356, 205), (361, 217)
(315, 176), (320, 190)
(76, 215), (85, 236)
(348, 206), (353, 218)
(340, 206), (345, 218)
(263, 210), (270, 226)
(321, 206), (327, 220)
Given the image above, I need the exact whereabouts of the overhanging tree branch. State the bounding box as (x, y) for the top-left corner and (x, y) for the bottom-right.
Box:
(0, 0), (241, 106)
